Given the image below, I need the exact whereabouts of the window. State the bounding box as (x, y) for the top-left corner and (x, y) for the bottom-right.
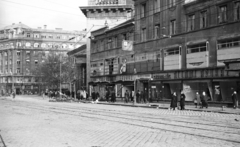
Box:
(108, 38), (112, 49)
(34, 34), (39, 38)
(154, 0), (160, 13)
(56, 35), (61, 39)
(170, 20), (176, 35)
(169, 0), (176, 7)
(27, 33), (31, 37)
(48, 43), (53, 48)
(234, 2), (240, 21)
(41, 43), (46, 48)
(48, 35), (53, 39)
(17, 68), (20, 74)
(26, 42), (31, 47)
(217, 38), (240, 50)
(17, 60), (20, 65)
(41, 35), (46, 39)
(141, 3), (147, 18)
(141, 28), (146, 41)
(16, 42), (22, 47)
(4, 52), (7, 56)
(187, 43), (207, 54)
(34, 43), (39, 48)
(26, 60), (30, 65)
(187, 14), (195, 31)
(200, 11), (207, 29)
(9, 59), (12, 65)
(17, 51), (20, 56)
(26, 51), (30, 58)
(35, 60), (38, 65)
(154, 24), (160, 39)
(164, 48), (180, 56)
(219, 5), (227, 23)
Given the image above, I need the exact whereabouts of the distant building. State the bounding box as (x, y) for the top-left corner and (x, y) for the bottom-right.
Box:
(67, 44), (87, 93)
(0, 22), (86, 95)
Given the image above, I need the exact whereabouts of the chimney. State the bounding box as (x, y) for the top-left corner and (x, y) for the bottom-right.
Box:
(44, 25), (47, 29)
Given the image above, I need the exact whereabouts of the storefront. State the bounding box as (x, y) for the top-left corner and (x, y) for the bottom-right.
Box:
(149, 68), (240, 102)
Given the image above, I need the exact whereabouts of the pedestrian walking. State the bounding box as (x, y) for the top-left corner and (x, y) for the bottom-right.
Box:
(136, 90), (140, 103)
(200, 91), (208, 108)
(92, 91), (96, 101)
(12, 90), (16, 100)
(180, 90), (185, 110)
(105, 90), (110, 102)
(124, 90), (130, 103)
(170, 92), (177, 110)
(111, 90), (116, 103)
(194, 98), (198, 108)
(232, 91), (238, 109)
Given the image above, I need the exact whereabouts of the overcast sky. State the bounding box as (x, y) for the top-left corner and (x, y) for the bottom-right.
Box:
(0, 0), (88, 31)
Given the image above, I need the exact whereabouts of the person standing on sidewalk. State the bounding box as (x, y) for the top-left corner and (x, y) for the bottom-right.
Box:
(232, 91), (238, 109)
(200, 91), (208, 108)
(124, 90), (130, 103)
(180, 90), (186, 110)
(170, 92), (177, 110)
(111, 90), (116, 103)
(136, 90), (140, 103)
(12, 90), (16, 100)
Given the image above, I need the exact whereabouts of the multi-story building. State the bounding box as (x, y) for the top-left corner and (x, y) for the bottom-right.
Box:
(0, 22), (86, 95)
(90, 19), (134, 99)
(132, 0), (240, 102)
(80, 0), (134, 93)
(90, 0), (240, 102)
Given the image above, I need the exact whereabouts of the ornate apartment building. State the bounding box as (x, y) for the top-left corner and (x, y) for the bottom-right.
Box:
(0, 22), (86, 95)
(89, 0), (240, 102)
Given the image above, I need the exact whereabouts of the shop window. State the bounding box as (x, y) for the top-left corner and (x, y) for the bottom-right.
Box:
(217, 38), (240, 50)
(200, 11), (207, 29)
(218, 5), (227, 24)
(187, 14), (195, 31)
(187, 43), (207, 54)
(164, 48), (179, 56)
(234, 2), (240, 21)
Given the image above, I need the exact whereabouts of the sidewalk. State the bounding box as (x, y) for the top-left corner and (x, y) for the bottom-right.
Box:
(91, 100), (240, 115)
(1, 95), (240, 115)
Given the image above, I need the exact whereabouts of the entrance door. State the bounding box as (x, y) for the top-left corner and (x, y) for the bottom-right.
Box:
(143, 83), (149, 102)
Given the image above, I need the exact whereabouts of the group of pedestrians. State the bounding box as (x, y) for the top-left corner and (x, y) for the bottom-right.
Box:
(105, 90), (116, 103)
(136, 90), (148, 103)
(170, 90), (210, 111)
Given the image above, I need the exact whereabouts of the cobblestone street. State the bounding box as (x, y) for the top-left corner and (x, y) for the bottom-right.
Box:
(1, 96), (240, 147)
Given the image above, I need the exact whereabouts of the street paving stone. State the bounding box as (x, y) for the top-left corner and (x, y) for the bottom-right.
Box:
(0, 95), (240, 147)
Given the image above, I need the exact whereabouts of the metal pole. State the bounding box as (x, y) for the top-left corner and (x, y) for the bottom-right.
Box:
(60, 55), (62, 99)
(133, 79), (136, 105)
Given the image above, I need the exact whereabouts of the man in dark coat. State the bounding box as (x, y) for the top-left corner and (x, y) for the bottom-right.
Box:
(136, 90), (140, 103)
(125, 90), (130, 103)
(111, 90), (116, 103)
(232, 91), (238, 109)
(105, 90), (110, 102)
(180, 90), (186, 110)
(92, 91), (96, 101)
(170, 92), (177, 110)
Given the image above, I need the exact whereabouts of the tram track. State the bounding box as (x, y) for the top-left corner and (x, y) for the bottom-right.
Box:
(1, 99), (240, 145)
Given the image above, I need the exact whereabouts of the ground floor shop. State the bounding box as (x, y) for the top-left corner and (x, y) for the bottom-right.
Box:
(89, 68), (240, 103)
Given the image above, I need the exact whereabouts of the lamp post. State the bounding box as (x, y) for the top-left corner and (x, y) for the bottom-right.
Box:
(59, 55), (62, 99)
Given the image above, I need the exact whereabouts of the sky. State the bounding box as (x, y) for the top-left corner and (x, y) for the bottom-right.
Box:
(0, 0), (88, 31)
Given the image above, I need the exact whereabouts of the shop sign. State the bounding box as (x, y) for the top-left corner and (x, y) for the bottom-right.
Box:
(116, 75), (133, 81)
(136, 74), (152, 79)
(228, 62), (240, 70)
(152, 73), (171, 80)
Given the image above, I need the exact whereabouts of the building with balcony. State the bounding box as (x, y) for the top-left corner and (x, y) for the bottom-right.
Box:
(0, 22), (86, 95)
